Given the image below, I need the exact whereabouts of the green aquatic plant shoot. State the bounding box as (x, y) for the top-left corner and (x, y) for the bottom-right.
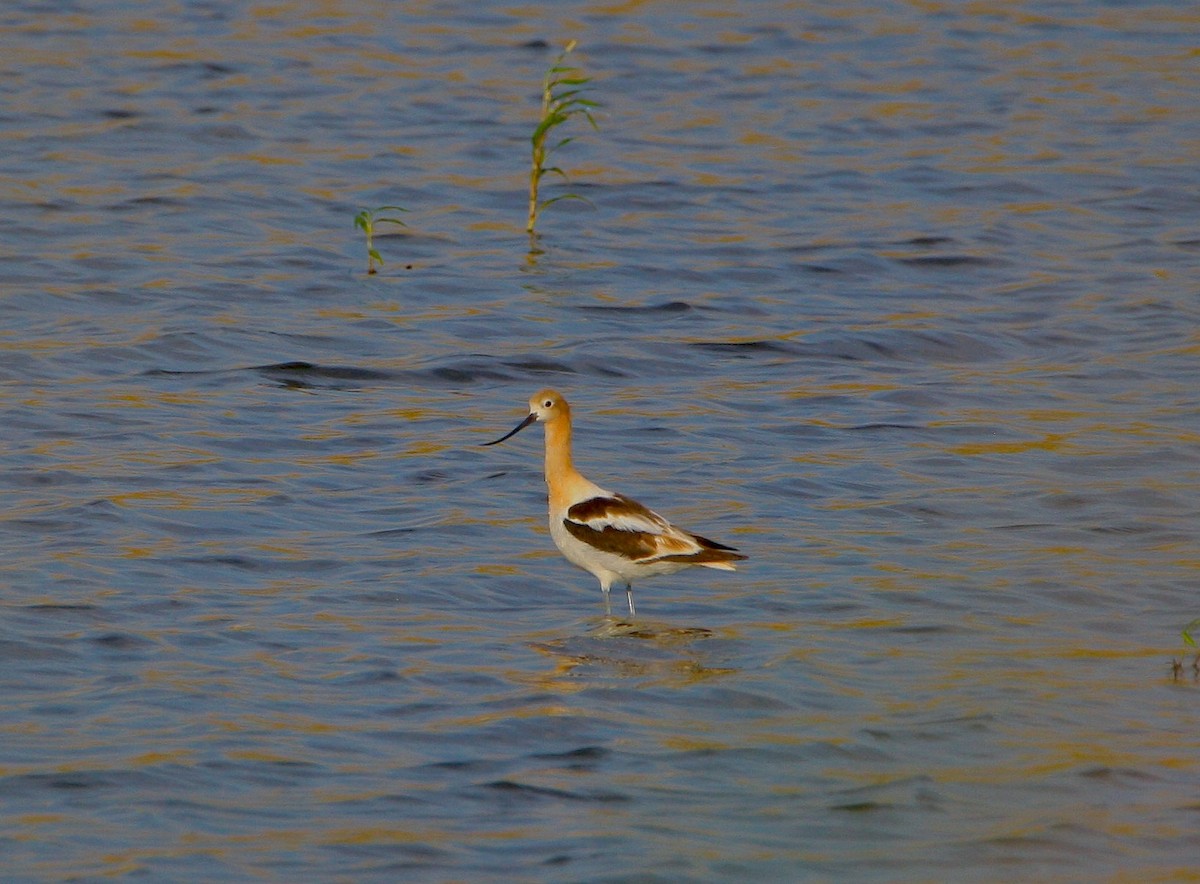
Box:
(1169, 619), (1200, 681)
(354, 206), (408, 274)
(526, 39), (599, 237)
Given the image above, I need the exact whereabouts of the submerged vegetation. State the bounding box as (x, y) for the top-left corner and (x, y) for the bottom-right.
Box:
(526, 39), (599, 238)
(353, 206), (408, 274)
(349, 38), (599, 267)
(1169, 618), (1200, 682)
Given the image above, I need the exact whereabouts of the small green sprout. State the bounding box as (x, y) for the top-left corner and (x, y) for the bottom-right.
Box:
(354, 206), (408, 274)
(526, 39), (599, 237)
(1183, 618), (1200, 648)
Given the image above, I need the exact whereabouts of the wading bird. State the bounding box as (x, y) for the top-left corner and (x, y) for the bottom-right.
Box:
(485, 389), (746, 616)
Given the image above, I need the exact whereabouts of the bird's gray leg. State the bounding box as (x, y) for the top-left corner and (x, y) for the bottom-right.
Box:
(602, 586), (612, 616)
(626, 583), (636, 617)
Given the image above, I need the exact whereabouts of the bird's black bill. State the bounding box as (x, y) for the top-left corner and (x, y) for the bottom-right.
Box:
(483, 411), (537, 446)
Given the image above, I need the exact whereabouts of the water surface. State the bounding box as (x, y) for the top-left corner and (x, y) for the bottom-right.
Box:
(2, 0), (1199, 879)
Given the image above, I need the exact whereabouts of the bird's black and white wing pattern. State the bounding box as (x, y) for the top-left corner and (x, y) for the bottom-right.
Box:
(562, 494), (744, 566)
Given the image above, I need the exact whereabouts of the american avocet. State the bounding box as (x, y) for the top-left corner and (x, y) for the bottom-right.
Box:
(484, 389), (746, 616)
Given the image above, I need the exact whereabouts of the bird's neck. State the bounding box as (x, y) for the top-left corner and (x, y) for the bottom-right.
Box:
(543, 415), (610, 511)
(543, 417), (575, 480)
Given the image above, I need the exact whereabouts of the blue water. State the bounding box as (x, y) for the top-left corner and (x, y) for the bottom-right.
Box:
(2, 0), (1199, 879)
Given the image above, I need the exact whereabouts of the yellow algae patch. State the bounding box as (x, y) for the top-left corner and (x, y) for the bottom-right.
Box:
(130, 751), (193, 766)
(120, 543), (175, 559)
(950, 433), (1071, 456)
(874, 100), (936, 119)
(662, 735), (731, 753)
(829, 617), (907, 631)
(109, 489), (193, 508)
(226, 750), (306, 764)
(246, 542), (313, 560)
(404, 440), (449, 457)
(324, 827), (439, 846)
(155, 391), (207, 406)
(474, 564), (521, 576)
(321, 451), (380, 466)
(323, 825), (520, 846)
(102, 392), (155, 409)
(230, 152), (303, 166)
(385, 407), (436, 421)
(108, 487), (279, 508)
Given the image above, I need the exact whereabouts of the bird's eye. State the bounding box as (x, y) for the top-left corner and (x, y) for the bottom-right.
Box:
(543, 399), (553, 408)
